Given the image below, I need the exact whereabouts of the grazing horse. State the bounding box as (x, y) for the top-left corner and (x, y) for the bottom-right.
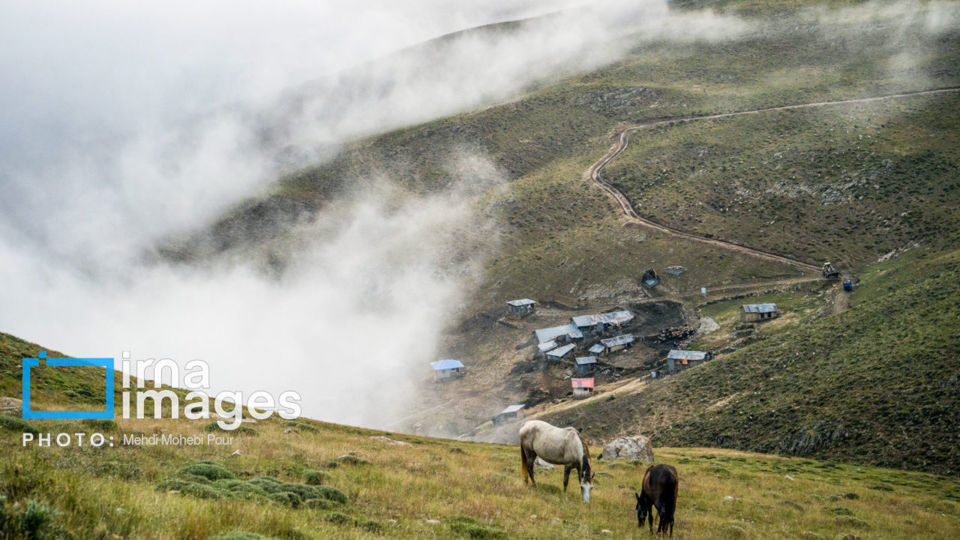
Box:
(519, 420), (594, 502)
(635, 464), (678, 536)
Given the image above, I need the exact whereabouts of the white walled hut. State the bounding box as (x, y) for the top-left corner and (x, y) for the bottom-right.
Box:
(666, 349), (710, 372)
(571, 378), (594, 398)
(507, 299), (537, 316)
(740, 303), (780, 322)
(430, 359), (464, 381)
(493, 404), (525, 425)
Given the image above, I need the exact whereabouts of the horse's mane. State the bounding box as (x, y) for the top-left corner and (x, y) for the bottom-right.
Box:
(576, 430), (592, 478)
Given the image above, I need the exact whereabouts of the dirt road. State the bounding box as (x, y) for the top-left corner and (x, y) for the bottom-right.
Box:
(586, 86), (960, 272)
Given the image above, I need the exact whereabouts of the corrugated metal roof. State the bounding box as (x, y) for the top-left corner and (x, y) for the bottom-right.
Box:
(588, 343), (605, 354)
(572, 310), (635, 328)
(507, 299), (537, 307)
(571, 378), (595, 389)
(575, 356), (598, 365)
(538, 340), (558, 353)
(600, 334), (635, 347)
(547, 343), (576, 359)
(499, 404), (525, 414)
(667, 350), (708, 361)
(742, 303), (779, 313)
(431, 359), (464, 370)
(534, 324), (583, 344)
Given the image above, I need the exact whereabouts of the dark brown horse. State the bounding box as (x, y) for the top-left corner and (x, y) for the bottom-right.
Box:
(635, 464), (678, 536)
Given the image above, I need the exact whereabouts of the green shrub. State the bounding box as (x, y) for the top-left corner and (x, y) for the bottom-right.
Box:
(360, 519), (383, 534)
(302, 470), (328, 485)
(204, 422), (259, 436)
(210, 531), (278, 540)
(0, 417), (38, 434)
(178, 462), (236, 481)
(80, 419), (117, 431)
(283, 421), (319, 433)
(449, 520), (507, 539)
(325, 512), (354, 525)
(18, 499), (61, 539)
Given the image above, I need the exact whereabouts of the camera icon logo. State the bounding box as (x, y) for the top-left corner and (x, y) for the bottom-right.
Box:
(22, 351), (115, 419)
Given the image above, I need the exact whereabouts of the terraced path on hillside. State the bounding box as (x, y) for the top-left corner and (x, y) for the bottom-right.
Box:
(587, 86), (960, 272)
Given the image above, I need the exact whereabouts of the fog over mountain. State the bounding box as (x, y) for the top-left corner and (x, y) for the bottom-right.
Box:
(0, 0), (750, 426)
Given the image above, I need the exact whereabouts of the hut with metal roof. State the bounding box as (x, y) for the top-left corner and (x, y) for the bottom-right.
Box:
(430, 359), (465, 381)
(493, 404), (525, 425)
(534, 324), (583, 345)
(571, 310), (635, 336)
(547, 343), (576, 361)
(571, 378), (594, 398)
(575, 356), (597, 375)
(740, 303), (780, 322)
(599, 334), (635, 354)
(507, 298), (537, 315)
(588, 343), (605, 355)
(666, 349), (711, 372)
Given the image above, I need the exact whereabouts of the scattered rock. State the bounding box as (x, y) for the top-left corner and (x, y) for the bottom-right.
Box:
(724, 496), (735, 502)
(535, 458), (555, 470)
(601, 529), (613, 535)
(0, 397), (22, 416)
(784, 474), (797, 481)
(550, 517), (562, 525)
(782, 500), (804, 511)
(424, 519), (441, 525)
(230, 450), (241, 457)
(369, 436), (411, 446)
(601, 435), (654, 462)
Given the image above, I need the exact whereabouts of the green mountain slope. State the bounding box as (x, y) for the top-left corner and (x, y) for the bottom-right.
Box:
(544, 246), (960, 474)
(1, 333), (958, 538)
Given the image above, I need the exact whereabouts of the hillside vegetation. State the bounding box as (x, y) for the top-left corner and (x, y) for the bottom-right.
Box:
(165, 0), (960, 308)
(544, 245), (960, 475)
(1, 335), (958, 539)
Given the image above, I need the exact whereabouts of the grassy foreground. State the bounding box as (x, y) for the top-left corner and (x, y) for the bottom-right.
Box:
(1, 410), (959, 539)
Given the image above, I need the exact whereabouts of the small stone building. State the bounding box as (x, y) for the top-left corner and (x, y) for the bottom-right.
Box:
(740, 303), (780, 322)
(507, 299), (537, 315)
(493, 404), (525, 425)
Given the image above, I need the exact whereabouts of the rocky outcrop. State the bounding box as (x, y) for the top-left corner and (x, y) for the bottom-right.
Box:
(0, 397), (22, 417)
(601, 435), (654, 462)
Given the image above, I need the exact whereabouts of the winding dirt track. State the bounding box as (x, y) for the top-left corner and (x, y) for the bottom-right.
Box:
(586, 86), (960, 272)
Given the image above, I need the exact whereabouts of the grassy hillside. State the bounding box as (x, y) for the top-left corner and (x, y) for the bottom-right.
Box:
(1, 340), (959, 538)
(164, 0), (960, 311)
(605, 92), (960, 267)
(544, 245), (960, 475)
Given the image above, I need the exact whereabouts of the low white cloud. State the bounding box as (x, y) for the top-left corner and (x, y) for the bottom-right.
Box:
(0, 0), (749, 428)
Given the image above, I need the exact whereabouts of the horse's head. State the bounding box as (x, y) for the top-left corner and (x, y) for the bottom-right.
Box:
(635, 492), (648, 526)
(580, 471), (594, 503)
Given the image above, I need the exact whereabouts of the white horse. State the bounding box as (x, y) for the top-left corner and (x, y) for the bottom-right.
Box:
(519, 420), (594, 502)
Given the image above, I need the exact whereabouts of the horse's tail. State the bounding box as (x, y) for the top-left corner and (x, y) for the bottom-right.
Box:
(520, 444), (531, 483)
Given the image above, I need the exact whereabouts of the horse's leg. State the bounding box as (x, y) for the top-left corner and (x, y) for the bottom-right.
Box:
(520, 446), (529, 484)
(527, 451), (537, 486)
(563, 465), (572, 493)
